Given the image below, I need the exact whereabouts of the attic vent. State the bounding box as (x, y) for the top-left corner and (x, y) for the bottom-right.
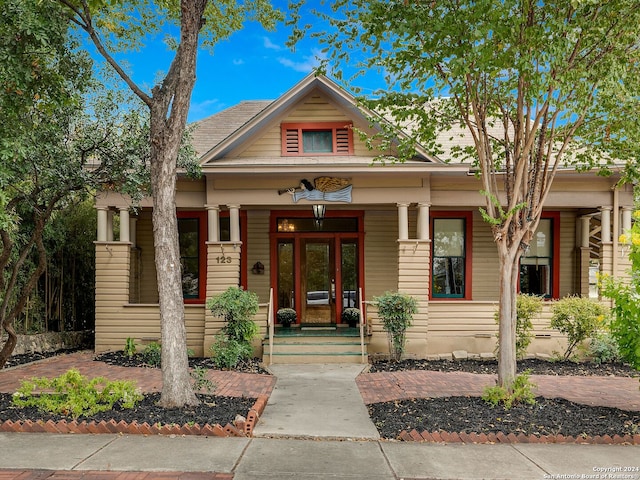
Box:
(281, 122), (354, 156)
(285, 129), (300, 154)
(336, 128), (350, 154)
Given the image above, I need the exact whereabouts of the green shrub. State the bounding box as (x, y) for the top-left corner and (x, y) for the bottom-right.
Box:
(276, 308), (297, 326)
(142, 342), (161, 367)
(375, 291), (418, 362)
(550, 296), (608, 360)
(190, 366), (215, 393)
(482, 371), (537, 409)
(124, 337), (137, 358)
(587, 331), (621, 365)
(494, 293), (542, 359)
(12, 369), (142, 419)
(600, 213), (640, 370)
(209, 333), (252, 370)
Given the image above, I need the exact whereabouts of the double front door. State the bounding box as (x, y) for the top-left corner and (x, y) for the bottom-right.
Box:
(276, 235), (360, 326)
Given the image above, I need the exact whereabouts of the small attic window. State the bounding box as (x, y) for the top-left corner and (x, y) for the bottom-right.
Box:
(281, 122), (354, 156)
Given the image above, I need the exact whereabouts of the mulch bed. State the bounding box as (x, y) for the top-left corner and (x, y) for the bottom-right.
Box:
(3, 350), (639, 442)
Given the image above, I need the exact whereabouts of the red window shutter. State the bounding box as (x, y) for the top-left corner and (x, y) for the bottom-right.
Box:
(285, 128), (300, 154)
(335, 127), (351, 154)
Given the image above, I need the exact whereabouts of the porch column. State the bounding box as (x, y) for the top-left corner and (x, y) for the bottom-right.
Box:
(578, 215), (591, 297)
(129, 217), (137, 248)
(397, 203), (409, 240)
(599, 206), (614, 279)
(600, 206), (612, 243)
(206, 205), (220, 242)
(417, 203), (430, 240)
(119, 208), (130, 243)
(106, 210), (114, 242)
(97, 207), (108, 242)
(622, 207), (632, 234)
(228, 204), (240, 242)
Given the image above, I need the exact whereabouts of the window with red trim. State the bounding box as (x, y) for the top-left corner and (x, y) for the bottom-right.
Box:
(519, 212), (560, 299)
(281, 122), (354, 156)
(177, 212), (207, 303)
(430, 211), (473, 300)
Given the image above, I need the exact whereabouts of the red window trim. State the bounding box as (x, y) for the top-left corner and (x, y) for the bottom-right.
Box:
(518, 211), (561, 300)
(429, 211), (473, 301)
(177, 210), (248, 304)
(281, 122), (354, 156)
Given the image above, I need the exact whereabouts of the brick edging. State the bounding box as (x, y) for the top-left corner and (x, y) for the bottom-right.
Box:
(0, 394), (270, 438)
(398, 429), (640, 445)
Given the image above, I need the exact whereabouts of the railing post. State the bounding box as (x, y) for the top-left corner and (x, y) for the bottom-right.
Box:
(268, 288), (274, 366)
(358, 287), (366, 363)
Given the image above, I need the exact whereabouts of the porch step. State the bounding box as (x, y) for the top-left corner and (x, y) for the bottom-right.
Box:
(262, 331), (368, 364)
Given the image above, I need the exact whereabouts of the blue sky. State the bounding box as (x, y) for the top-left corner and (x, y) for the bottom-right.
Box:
(103, 1), (386, 123)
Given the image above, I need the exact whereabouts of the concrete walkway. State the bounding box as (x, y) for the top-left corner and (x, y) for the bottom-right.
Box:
(253, 364), (379, 439)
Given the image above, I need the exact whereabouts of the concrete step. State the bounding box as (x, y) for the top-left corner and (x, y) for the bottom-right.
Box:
(262, 333), (368, 364)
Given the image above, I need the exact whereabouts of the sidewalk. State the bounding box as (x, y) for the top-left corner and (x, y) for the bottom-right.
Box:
(0, 433), (639, 480)
(0, 352), (639, 479)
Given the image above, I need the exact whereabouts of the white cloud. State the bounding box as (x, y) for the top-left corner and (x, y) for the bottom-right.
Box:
(277, 49), (326, 73)
(263, 36), (282, 51)
(233, 58), (245, 65)
(189, 99), (225, 122)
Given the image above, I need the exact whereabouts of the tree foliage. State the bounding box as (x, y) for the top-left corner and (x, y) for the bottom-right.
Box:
(301, 0), (640, 389)
(0, 0), (149, 368)
(53, 0), (282, 407)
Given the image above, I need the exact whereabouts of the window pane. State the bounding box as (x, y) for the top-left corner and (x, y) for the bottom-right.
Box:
(303, 130), (333, 153)
(178, 218), (199, 299)
(432, 257), (465, 296)
(341, 242), (358, 308)
(520, 218), (553, 297)
(278, 241), (294, 309)
(433, 219), (465, 257)
(277, 217), (358, 232)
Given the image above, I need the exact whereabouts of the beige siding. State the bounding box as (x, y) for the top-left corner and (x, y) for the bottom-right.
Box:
(134, 214), (159, 304)
(559, 212), (577, 297)
(427, 301), (567, 356)
(245, 210), (271, 302)
(364, 210), (398, 298)
(471, 211), (500, 301)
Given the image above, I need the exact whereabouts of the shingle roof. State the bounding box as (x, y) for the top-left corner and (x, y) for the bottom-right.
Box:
(189, 100), (273, 157)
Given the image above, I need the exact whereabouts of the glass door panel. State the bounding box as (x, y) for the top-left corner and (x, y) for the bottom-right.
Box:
(341, 241), (358, 310)
(277, 241), (295, 310)
(302, 240), (335, 324)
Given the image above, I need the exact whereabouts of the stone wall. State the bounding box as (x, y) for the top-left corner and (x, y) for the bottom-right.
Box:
(6, 331), (94, 356)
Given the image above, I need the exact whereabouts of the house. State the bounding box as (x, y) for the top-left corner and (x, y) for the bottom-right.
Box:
(94, 74), (634, 362)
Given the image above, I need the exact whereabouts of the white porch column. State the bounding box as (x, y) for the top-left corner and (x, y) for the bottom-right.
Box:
(206, 205), (220, 242)
(228, 204), (240, 242)
(106, 210), (114, 242)
(97, 207), (108, 242)
(622, 207), (632, 234)
(417, 203), (430, 240)
(129, 217), (137, 248)
(397, 203), (409, 240)
(580, 215), (591, 248)
(600, 206), (612, 243)
(119, 208), (130, 242)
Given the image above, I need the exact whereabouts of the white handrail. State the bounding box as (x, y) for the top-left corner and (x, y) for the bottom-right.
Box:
(267, 288), (274, 365)
(358, 287), (366, 363)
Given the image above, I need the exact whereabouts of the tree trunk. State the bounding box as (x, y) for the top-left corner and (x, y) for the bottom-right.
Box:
(496, 241), (519, 391)
(146, 0), (207, 408)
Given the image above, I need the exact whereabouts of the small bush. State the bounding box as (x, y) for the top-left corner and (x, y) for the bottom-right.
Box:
(494, 293), (542, 359)
(142, 342), (161, 367)
(482, 371), (537, 410)
(276, 308), (297, 326)
(124, 337), (136, 358)
(209, 333), (252, 370)
(587, 331), (621, 365)
(375, 291), (418, 362)
(190, 366), (215, 393)
(550, 296), (608, 360)
(12, 369), (142, 419)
